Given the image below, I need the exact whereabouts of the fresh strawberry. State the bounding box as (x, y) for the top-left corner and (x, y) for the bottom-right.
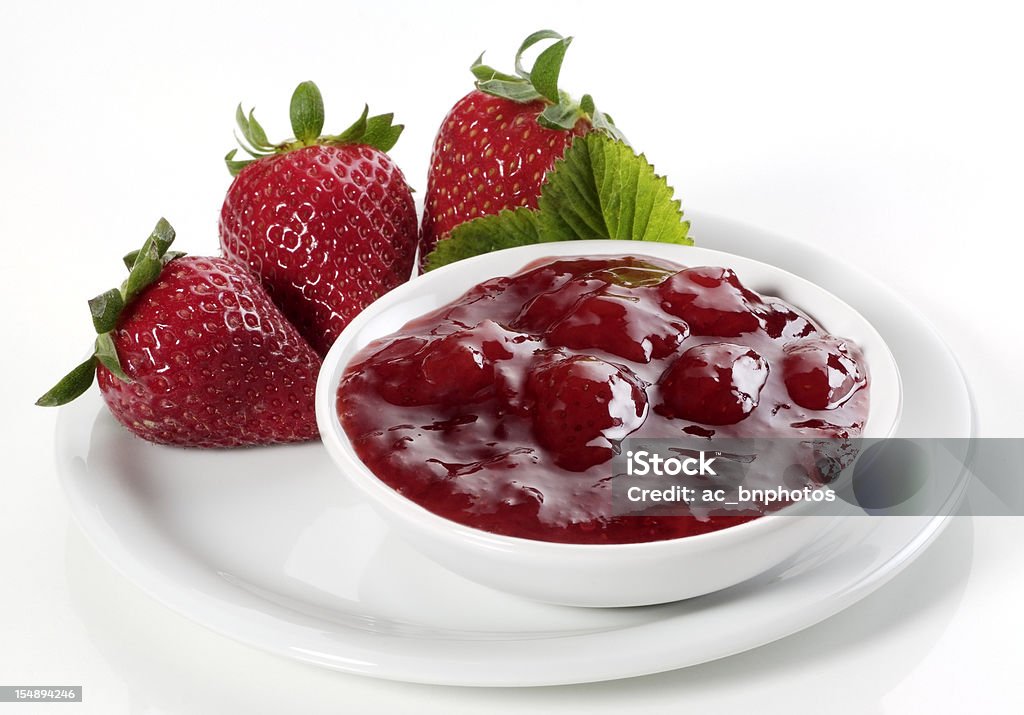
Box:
(36, 220), (321, 447)
(420, 29), (623, 263)
(220, 81), (417, 356)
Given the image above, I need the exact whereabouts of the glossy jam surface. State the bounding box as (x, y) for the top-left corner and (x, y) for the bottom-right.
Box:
(337, 255), (870, 544)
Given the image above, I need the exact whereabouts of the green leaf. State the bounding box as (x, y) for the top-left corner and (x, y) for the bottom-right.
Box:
(322, 109), (404, 152)
(514, 29), (564, 78)
(475, 78), (543, 102)
(289, 80), (326, 144)
(331, 104), (369, 144)
(89, 288), (124, 334)
(121, 217), (176, 302)
(589, 108), (627, 143)
(123, 241), (163, 303)
(360, 114), (404, 153)
(225, 148), (255, 177)
(530, 36), (572, 103)
(235, 104), (253, 147)
(424, 209), (546, 271)
(94, 332), (132, 383)
(35, 357), (96, 406)
(470, 55), (520, 83)
(473, 30), (569, 104)
(247, 109), (271, 149)
(537, 99), (581, 131)
(230, 84), (403, 160)
(538, 133), (691, 245)
(122, 248), (182, 270)
(150, 217), (175, 255)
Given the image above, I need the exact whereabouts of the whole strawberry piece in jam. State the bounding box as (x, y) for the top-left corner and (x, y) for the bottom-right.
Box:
(36, 220), (321, 447)
(358, 321), (521, 407)
(527, 355), (648, 471)
(659, 343), (769, 425)
(420, 321), (519, 404)
(659, 267), (763, 336)
(511, 278), (606, 333)
(420, 30), (623, 262)
(759, 300), (820, 340)
(782, 337), (866, 409)
(220, 81), (417, 356)
(547, 292), (689, 364)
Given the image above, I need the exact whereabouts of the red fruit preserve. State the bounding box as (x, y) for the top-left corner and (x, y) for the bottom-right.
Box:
(337, 255), (869, 544)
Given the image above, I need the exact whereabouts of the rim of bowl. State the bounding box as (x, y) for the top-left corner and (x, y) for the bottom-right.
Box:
(316, 240), (903, 554)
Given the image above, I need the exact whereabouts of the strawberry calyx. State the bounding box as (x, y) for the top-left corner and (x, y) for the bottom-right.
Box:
(36, 219), (182, 407)
(225, 81), (404, 177)
(471, 29), (624, 141)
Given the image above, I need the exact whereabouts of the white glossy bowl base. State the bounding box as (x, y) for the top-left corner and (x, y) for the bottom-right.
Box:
(316, 240), (903, 607)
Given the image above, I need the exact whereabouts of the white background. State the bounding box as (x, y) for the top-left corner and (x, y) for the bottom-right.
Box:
(2, 0), (1023, 712)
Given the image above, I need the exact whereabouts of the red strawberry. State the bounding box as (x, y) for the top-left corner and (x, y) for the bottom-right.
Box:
(37, 220), (321, 447)
(353, 320), (522, 407)
(420, 30), (623, 263)
(658, 267), (764, 337)
(658, 343), (769, 426)
(220, 81), (417, 356)
(526, 355), (648, 471)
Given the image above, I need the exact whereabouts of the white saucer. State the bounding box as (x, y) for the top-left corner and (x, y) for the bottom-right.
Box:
(54, 212), (973, 686)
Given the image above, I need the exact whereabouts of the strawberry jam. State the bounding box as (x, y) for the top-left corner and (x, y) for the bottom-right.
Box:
(337, 255), (869, 543)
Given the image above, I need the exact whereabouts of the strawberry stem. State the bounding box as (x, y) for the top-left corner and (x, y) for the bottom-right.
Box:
(470, 29), (626, 142)
(226, 81), (405, 177)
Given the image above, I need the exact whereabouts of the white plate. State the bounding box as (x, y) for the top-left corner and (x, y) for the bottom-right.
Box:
(55, 212), (973, 686)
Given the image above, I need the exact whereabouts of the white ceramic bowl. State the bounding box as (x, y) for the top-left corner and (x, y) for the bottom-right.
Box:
(316, 241), (902, 607)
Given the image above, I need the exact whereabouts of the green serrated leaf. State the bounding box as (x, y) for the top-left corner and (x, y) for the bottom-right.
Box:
(514, 29), (564, 79)
(530, 37), (571, 103)
(94, 333), (132, 383)
(537, 134), (692, 246)
(424, 209), (547, 271)
(35, 357), (97, 407)
(89, 288), (124, 334)
(289, 80), (326, 144)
